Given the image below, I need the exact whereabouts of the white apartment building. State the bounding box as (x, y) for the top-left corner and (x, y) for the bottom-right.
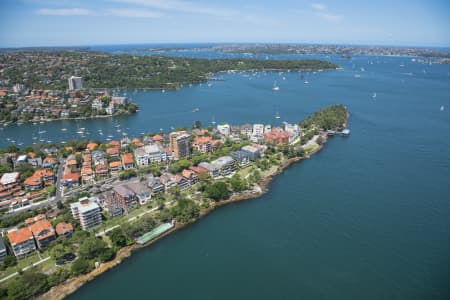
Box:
(70, 197), (102, 230)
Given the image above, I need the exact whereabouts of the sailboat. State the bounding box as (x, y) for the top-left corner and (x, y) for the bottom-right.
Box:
(372, 92), (377, 99)
(272, 81), (280, 91)
(441, 105), (445, 111)
(275, 112), (281, 119)
(304, 80), (309, 84)
(211, 115), (216, 125)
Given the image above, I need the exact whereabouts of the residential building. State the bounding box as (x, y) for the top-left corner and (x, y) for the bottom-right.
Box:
(24, 214), (46, 226)
(28, 220), (56, 249)
(182, 169), (198, 184)
(230, 150), (252, 166)
(169, 131), (191, 159)
(211, 156), (236, 176)
(55, 222), (74, 237)
(175, 174), (190, 190)
(126, 182), (151, 204)
(252, 124), (264, 136)
(193, 136), (212, 154)
(70, 197), (102, 230)
(68, 76), (83, 90)
(113, 185), (138, 211)
(217, 124), (230, 136)
(121, 153), (134, 169)
(0, 237), (6, 261)
(23, 169), (54, 191)
(240, 124), (252, 137)
(199, 162), (220, 178)
(147, 175), (164, 194)
(7, 227), (36, 257)
(106, 146), (120, 158)
(102, 192), (123, 217)
(109, 161), (122, 173)
(242, 145), (263, 160)
(159, 173), (177, 191)
(95, 163), (108, 179)
(111, 96), (128, 105)
(264, 128), (290, 145)
(0, 172), (22, 201)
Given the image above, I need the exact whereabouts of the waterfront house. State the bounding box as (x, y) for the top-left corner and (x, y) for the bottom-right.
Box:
(107, 146), (120, 158)
(182, 169), (198, 185)
(252, 124), (264, 136)
(242, 145), (263, 160)
(55, 222), (74, 237)
(211, 156), (236, 176)
(230, 150), (251, 166)
(198, 162), (220, 178)
(217, 124), (230, 136)
(264, 128), (290, 145)
(175, 174), (190, 190)
(240, 124), (252, 137)
(70, 197), (102, 230)
(193, 136), (212, 154)
(0, 172), (22, 201)
(28, 220), (56, 249)
(159, 173), (178, 192)
(7, 227), (36, 257)
(86, 142), (98, 151)
(169, 131), (191, 159)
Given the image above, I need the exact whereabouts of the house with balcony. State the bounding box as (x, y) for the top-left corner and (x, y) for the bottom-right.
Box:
(28, 219), (56, 249)
(7, 227), (36, 257)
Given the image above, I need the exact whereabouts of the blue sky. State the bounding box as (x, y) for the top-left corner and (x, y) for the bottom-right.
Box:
(0, 0), (449, 48)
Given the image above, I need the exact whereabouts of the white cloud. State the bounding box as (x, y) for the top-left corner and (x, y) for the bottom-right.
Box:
(308, 2), (342, 23)
(113, 0), (239, 18)
(107, 9), (163, 18)
(316, 12), (342, 22)
(35, 7), (163, 18)
(310, 3), (327, 11)
(36, 8), (94, 16)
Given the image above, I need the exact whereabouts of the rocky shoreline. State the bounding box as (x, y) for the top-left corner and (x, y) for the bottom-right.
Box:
(38, 145), (324, 300)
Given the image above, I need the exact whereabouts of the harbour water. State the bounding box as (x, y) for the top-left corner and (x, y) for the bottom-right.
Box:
(4, 48), (450, 299)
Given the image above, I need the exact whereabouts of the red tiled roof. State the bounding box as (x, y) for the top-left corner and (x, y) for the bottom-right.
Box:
(55, 222), (73, 236)
(28, 220), (55, 241)
(121, 153), (134, 164)
(8, 227), (33, 245)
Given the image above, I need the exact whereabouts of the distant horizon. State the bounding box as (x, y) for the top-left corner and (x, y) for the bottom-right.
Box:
(1, 41), (450, 50)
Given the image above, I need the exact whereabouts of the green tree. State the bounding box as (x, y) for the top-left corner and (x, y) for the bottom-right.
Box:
(205, 181), (230, 201)
(230, 173), (247, 192)
(51, 244), (71, 260)
(6, 269), (49, 300)
(71, 259), (93, 276)
(3, 255), (17, 267)
(78, 236), (107, 259)
(98, 248), (115, 262)
(109, 228), (128, 248)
